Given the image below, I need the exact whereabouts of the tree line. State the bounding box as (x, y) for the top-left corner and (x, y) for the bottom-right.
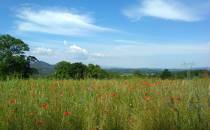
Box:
(133, 69), (209, 80)
(0, 34), (209, 80)
(54, 61), (108, 79)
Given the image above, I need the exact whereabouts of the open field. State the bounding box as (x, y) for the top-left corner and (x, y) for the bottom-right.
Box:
(0, 78), (210, 130)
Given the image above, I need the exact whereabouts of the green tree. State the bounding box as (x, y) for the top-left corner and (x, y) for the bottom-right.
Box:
(87, 64), (107, 79)
(160, 69), (172, 80)
(69, 63), (87, 79)
(54, 61), (71, 79)
(0, 34), (37, 79)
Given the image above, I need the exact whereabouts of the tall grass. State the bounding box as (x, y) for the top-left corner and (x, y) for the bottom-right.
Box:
(0, 78), (210, 130)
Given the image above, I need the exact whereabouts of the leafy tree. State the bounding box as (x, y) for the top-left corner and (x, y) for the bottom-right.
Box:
(54, 61), (109, 80)
(0, 34), (37, 79)
(87, 64), (107, 79)
(160, 69), (172, 80)
(69, 63), (87, 79)
(54, 61), (71, 79)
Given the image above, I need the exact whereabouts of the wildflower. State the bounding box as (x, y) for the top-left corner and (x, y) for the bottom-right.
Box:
(170, 96), (181, 104)
(35, 120), (45, 127)
(170, 107), (178, 112)
(64, 111), (72, 116)
(111, 92), (117, 97)
(30, 91), (36, 97)
(9, 99), (16, 104)
(144, 96), (151, 102)
(128, 116), (137, 124)
(124, 80), (129, 85)
(128, 86), (134, 91)
(28, 112), (36, 117)
(156, 91), (160, 95)
(103, 109), (110, 115)
(144, 91), (149, 96)
(143, 81), (155, 87)
(60, 92), (64, 97)
(155, 82), (161, 86)
(41, 103), (48, 110)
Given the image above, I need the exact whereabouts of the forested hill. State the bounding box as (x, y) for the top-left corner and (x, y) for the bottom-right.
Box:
(30, 61), (54, 76)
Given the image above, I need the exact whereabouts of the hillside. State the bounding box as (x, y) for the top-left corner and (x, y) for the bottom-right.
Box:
(31, 61), (54, 76)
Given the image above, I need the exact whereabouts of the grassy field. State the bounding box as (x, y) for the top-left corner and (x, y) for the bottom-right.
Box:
(0, 78), (210, 130)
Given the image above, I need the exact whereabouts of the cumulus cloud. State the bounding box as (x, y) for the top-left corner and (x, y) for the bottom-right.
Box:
(15, 7), (116, 36)
(67, 44), (105, 60)
(123, 0), (206, 22)
(32, 47), (53, 55)
(68, 44), (88, 54)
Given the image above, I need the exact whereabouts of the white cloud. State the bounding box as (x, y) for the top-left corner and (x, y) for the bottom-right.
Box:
(32, 47), (53, 55)
(123, 0), (203, 22)
(16, 7), (116, 36)
(68, 44), (88, 54)
(67, 44), (106, 60)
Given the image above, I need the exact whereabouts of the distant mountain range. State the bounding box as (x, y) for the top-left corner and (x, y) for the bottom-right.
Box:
(31, 61), (210, 76)
(31, 61), (54, 76)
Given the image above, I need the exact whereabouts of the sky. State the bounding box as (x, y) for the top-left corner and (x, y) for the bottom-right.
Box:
(0, 0), (210, 68)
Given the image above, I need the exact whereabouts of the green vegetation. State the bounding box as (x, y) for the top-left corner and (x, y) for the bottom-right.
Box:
(160, 69), (172, 80)
(54, 61), (108, 79)
(0, 78), (210, 130)
(0, 34), (37, 79)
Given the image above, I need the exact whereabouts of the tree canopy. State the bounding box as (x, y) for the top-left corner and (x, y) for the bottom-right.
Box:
(54, 61), (72, 79)
(0, 34), (37, 79)
(54, 61), (108, 79)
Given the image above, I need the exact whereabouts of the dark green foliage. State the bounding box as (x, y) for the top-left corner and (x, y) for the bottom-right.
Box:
(0, 34), (37, 79)
(87, 64), (108, 79)
(160, 69), (172, 80)
(54, 61), (71, 79)
(54, 61), (109, 79)
(0, 34), (29, 56)
(69, 62), (87, 79)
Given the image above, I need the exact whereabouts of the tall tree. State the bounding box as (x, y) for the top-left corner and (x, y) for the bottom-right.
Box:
(0, 34), (37, 79)
(87, 64), (107, 79)
(54, 61), (71, 79)
(69, 63), (87, 79)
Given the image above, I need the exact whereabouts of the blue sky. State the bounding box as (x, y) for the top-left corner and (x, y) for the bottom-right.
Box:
(0, 0), (210, 68)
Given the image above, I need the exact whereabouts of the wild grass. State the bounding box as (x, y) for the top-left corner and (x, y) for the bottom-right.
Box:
(0, 78), (210, 130)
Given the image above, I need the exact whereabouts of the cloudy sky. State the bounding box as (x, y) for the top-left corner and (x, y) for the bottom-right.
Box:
(0, 0), (210, 68)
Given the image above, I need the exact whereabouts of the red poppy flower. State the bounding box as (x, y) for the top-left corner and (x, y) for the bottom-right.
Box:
(41, 103), (48, 109)
(144, 96), (151, 102)
(64, 111), (71, 116)
(111, 92), (117, 97)
(35, 120), (45, 126)
(9, 99), (16, 104)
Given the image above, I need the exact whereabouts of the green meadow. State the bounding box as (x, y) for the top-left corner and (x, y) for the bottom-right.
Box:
(1, 78), (210, 130)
